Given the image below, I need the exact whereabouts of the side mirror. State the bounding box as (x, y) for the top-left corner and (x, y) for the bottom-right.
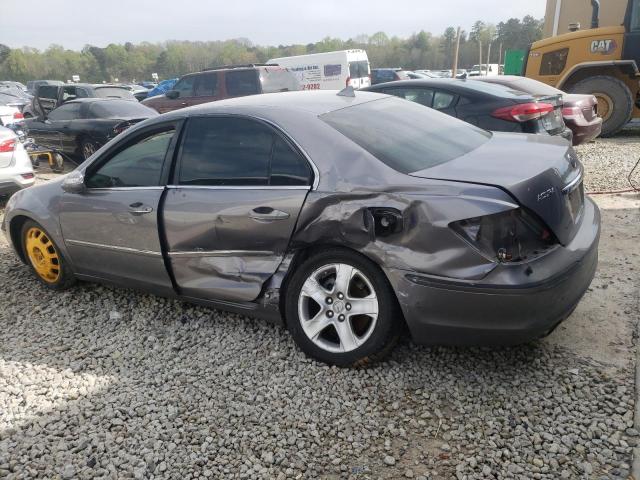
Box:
(61, 170), (86, 194)
(165, 90), (179, 99)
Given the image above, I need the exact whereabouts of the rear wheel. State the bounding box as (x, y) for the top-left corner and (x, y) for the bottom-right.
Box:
(21, 220), (75, 289)
(569, 76), (633, 137)
(285, 248), (400, 367)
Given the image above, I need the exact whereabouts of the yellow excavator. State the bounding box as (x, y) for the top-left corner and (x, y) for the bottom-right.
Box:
(524, 0), (639, 136)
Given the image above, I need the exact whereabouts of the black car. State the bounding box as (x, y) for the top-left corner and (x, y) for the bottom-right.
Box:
(24, 83), (137, 118)
(370, 68), (411, 85)
(364, 79), (572, 141)
(25, 98), (158, 160)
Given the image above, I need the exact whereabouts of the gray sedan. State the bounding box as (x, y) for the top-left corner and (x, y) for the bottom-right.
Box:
(2, 91), (600, 366)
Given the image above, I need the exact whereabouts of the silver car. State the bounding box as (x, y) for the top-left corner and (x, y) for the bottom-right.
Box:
(2, 91), (600, 366)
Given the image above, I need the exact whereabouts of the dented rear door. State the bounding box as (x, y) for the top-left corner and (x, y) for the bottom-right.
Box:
(162, 115), (313, 303)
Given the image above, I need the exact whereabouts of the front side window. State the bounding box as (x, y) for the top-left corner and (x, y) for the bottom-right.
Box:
(173, 76), (196, 97)
(321, 97), (491, 174)
(193, 73), (218, 97)
(178, 116), (311, 187)
(539, 48), (569, 76)
(85, 129), (174, 188)
(48, 103), (82, 121)
(225, 70), (260, 96)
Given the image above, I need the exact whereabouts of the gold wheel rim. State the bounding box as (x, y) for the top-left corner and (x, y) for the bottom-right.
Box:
(25, 227), (61, 283)
(594, 93), (613, 121)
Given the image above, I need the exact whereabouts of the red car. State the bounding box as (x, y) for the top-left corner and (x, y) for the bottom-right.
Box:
(474, 76), (602, 145)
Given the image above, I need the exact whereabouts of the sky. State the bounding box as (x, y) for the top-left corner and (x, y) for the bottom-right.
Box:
(1, 0), (546, 50)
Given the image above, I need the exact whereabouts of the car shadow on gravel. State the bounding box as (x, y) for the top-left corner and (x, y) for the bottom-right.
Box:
(0, 236), (636, 478)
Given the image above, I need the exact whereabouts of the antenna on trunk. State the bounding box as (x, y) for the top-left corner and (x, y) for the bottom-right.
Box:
(337, 86), (355, 97)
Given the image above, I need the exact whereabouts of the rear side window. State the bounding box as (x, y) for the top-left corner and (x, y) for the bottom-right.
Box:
(383, 87), (434, 107)
(433, 91), (456, 109)
(48, 103), (82, 120)
(178, 116), (311, 186)
(225, 70), (260, 96)
(321, 97), (491, 174)
(539, 48), (569, 76)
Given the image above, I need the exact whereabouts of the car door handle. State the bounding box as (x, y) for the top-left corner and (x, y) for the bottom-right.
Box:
(128, 202), (154, 215)
(249, 206), (290, 221)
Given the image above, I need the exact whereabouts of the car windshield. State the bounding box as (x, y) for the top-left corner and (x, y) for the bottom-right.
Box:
(321, 97), (491, 174)
(89, 100), (155, 118)
(93, 87), (136, 99)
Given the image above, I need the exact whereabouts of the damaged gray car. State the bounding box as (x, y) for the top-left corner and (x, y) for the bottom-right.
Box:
(2, 91), (600, 366)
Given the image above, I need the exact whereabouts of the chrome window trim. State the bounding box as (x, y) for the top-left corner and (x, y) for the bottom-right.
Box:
(85, 187), (165, 192)
(166, 185), (309, 191)
(168, 250), (273, 258)
(66, 239), (162, 257)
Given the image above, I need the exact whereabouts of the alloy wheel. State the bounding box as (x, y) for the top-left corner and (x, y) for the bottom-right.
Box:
(82, 142), (96, 159)
(25, 227), (60, 283)
(297, 263), (379, 353)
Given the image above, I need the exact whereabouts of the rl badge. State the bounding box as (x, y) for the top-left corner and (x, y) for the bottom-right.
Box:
(537, 187), (555, 202)
(590, 39), (617, 54)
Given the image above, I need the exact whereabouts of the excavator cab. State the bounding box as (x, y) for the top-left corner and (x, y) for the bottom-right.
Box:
(525, 0), (640, 137)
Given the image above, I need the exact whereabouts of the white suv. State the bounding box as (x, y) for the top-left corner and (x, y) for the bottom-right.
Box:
(0, 126), (35, 197)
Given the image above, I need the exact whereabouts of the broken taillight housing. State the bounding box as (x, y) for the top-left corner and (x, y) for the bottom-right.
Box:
(450, 208), (557, 263)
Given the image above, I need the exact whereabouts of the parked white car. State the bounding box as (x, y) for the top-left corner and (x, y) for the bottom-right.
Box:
(0, 104), (24, 127)
(468, 64), (501, 77)
(268, 49), (371, 90)
(0, 126), (35, 197)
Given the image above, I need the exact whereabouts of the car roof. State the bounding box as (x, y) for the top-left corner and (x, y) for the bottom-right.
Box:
(367, 78), (533, 99)
(166, 90), (390, 117)
(63, 97), (133, 104)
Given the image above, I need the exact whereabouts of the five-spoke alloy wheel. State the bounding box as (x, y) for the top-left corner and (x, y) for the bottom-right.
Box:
(286, 248), (399, 366)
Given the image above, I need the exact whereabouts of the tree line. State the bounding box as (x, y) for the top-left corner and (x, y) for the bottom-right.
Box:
(0, 16), (542, 83)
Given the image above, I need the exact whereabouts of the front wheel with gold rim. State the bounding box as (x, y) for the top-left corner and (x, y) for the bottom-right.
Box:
(21, 220), (75, 289)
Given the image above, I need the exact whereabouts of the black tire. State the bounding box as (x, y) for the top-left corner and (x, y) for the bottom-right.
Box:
(285, 248), (401, 367)
(80, 138), (98, 160)
(21, 220), (76, 290)
(569, 75), (633, 137)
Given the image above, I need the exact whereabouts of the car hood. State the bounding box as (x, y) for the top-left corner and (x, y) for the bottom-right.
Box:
(410, 132), (583, 245)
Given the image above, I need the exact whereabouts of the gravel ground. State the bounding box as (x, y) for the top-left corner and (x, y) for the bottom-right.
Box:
(576, 122), (640, 193)
(0, 135), (638, 479)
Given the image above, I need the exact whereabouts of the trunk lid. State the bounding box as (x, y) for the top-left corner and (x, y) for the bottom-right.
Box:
(532, 93), (565, 134)
(410, 132), (584, 245)
(563, 93), (598, 122)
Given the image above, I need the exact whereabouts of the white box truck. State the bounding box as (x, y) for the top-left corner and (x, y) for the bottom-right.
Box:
(268, 49), (371, 90)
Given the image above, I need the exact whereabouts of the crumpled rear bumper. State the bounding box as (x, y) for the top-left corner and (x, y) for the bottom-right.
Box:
(385, 197), (600, 345)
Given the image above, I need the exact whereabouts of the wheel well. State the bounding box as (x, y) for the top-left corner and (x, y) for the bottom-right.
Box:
(561, 66), (631, 90)
(9, 215), (30, 263)
(278, 244), (408, 332)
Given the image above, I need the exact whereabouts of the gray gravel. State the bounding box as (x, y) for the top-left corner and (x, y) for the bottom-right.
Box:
(0, 135), (638, 479)
(576, 123), (640, 193)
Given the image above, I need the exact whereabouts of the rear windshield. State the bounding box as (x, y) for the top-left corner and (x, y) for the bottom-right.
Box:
(260, 68), (300, 93)
(321, 97), (491, 174)
(460, 80), (532, 99)
(94, 87), (136, 100)
(349, 61), (370, 79)
(493, 77), (563, 96)
(89, 100), (155, 118)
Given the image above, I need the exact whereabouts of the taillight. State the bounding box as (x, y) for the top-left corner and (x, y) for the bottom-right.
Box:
(13, 112), (24, 120)
(0, 138), (16, 153)
(492, 102), (554, 122)
(561, 106), (583, 120)
(450, 208), (557, 263)
(21, 173), (35, 180)
(113, 123), (130, 135)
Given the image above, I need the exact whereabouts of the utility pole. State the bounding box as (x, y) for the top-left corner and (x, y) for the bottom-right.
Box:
(486, 40), (492, 75)
(452, 26), (461, 77)
(478, 40), (483, 70)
